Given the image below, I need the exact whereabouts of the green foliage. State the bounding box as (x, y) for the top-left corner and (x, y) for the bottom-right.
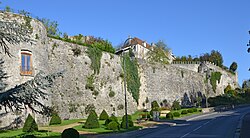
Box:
(151, 100), (160, 109)
(99, 110), (109, 120)
(173, 112), (180, 117)
(49, 112), (62, 125)
(86, 47), (102, 74)
(72, 47), (81, 56)
(208, 93), (249, 107)
(117, 104), (124, 110)
(210, 72), (222, 92)
(5, 6), (11, 12)
(120, 114), (133, 129)
(105, 114), (118, 126)
(187, 109), (194, 113)
(122, 54), (141, 103)
(181, 110), (188, 114)
(85, 104), (95, 115)
(85, 75), (95, 91)
(224, 84), (232, 94)
(166, 113), (173, 119)
(84, 110), (100, 129)
(172, 100), (181, 110)
(229, 62), (238, 72)
(107, 121), (120, 131)
(23, 114), (38, 132)
(61, 128), (79, 138)
(37, 18), (59, 36)
(120, 120), (134, 129)
(109, 90), (115, 97)
(18, 10), (33, 33)
(147, 40), (170, 64)
(92, 90), (99, 96)
(192, 108), (198, 112)
(122, 114), (132, 121)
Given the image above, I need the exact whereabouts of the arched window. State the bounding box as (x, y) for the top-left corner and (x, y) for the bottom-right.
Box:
(20, 50), (33, 76)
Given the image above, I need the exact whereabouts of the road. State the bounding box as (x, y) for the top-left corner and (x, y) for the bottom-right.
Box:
(96, 106), (250, 138)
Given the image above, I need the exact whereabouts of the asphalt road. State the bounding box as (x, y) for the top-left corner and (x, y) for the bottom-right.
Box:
(96, 106), (250, 138)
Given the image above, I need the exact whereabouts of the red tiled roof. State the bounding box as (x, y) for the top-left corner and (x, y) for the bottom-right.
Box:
(123, 37), (151, 49)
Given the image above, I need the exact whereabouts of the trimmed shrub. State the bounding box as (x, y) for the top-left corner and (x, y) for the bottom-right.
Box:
(49, 112), (62, 125)
(122, 115), (132, 121)
(105, 114), (118, 126)
(172, 100), (181, 110)
(121, 120), (134, 129)
(173, 112), (180, 117)
(151, 100), (160, 109)
(62, 128), (79, 138)
(187, 109), (194, 113)
(23, 114), (38, 132)
(181, 110), (188, 115)
(150, 108), (160, 117)
(192, 108), (198, 112)
(166, 113), (173, 119)
(107, 121), (120, 131)
(121, 115), (134, 129)
(84, 110), (100, 129)
(99, 110), (109, 120)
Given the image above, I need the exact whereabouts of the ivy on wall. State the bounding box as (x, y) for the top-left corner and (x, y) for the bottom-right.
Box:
(122, 54), (141, 104)
(210, 72), (222, 92)
(86, 47), (102, 74)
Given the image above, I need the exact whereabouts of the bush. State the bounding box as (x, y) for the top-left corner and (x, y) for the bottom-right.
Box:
(181, 110), (188, 114)
(99, 110), (109, 120)
(62, 128), (79, 138)
(122, 115), (132, 121)
(166, 113), (173, 119)
(121, 120), (134, 129)
(84, 110), (100, 129)
(22, 135), (36, 138)
(49, 112), (62, 125)
(151, 100), (160, 109)
(107, 121), (120, 131)
(120, 114), (134, 129)
(173, 112), (180, 117)
(105, 114), (118, 126)
(172, 100), (181, 110)
(187, 109), (194, 113)
(109, 90), (115, 97)
(192, 108), (198, 112)
(23, 114), (38, 132)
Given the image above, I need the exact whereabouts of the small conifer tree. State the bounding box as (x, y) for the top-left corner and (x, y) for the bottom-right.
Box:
(99, 110), (109, 120)
(23, 114), (38, 132)
(49, 112), (62, 125)
(84, 110), (99, 129)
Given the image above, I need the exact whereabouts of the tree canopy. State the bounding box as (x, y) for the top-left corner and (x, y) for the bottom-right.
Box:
(229, 62), (238, 72)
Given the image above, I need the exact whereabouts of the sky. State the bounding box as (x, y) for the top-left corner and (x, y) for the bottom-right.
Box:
(1, 0), (250, 85)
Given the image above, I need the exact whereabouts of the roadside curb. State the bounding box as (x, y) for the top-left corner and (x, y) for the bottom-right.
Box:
(234, 114), (244, 138)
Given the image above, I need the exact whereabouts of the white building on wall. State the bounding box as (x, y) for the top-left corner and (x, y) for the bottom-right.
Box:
(115, 37), (151, 60)
(115, 36), (175, 63)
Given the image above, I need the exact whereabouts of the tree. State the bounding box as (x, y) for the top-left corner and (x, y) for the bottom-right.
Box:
(147, 41), (170, 64)
(0, 20), (31, 56)
(229, 62), (238, 72)
(37, 18), (59, 36)
(23, 114), (38, 132)
(0, 71), (63, 115)
(84, 110), (100, 129)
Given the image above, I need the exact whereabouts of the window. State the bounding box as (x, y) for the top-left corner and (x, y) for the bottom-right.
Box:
(20, 51), (33, 76)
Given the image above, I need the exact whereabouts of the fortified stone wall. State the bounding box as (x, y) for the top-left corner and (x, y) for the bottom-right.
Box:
(0, 12), (239, 129)
(47, 39), (137, 119)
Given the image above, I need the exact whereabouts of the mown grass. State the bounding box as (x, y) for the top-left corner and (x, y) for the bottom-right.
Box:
(0, 129), (61, 138)
(73, 120), (142, 134)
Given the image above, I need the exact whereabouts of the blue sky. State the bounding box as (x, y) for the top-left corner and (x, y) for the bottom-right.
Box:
(1, 0), (250, 85)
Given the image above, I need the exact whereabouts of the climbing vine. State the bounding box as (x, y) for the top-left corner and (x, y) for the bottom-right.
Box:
(210, 72), (222, 92)
(122, 54), (141, 104)
(86, 47), (102, 74)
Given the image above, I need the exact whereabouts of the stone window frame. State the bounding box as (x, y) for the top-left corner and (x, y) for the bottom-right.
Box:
(20, 49), (33, 76)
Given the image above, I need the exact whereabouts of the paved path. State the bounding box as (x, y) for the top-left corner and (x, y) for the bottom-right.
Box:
(240, 112), (250, 138)
(93, 106), (250, 138)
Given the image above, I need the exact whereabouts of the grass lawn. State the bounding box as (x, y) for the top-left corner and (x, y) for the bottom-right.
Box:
(47, 119), (84, 127)
(0, 129), (61, 138)
(74, 120), (142, 134)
